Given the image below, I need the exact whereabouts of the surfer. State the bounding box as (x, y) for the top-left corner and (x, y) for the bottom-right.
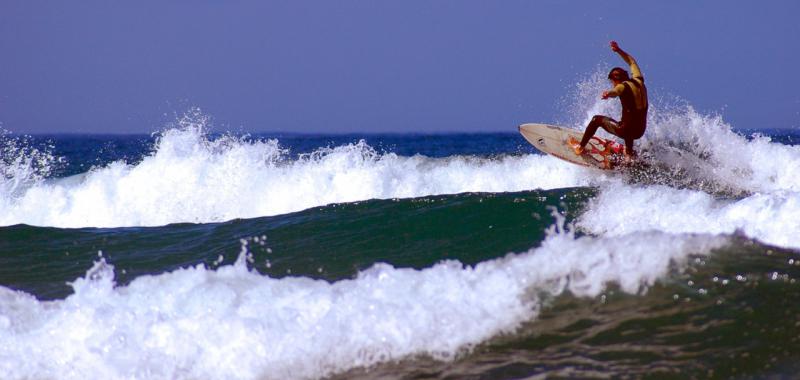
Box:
(570, 41), (648, 161)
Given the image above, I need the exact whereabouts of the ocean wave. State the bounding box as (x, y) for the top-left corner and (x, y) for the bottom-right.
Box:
(2, 76), (799, 247)
(0, 221), (728, 380)
(0, 126), (594, 228)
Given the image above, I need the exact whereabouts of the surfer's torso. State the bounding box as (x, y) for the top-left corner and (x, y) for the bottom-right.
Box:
(612, 63), (648, 139)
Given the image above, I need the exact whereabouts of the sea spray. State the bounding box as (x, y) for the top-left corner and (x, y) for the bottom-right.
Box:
(0, 130), (60, 197)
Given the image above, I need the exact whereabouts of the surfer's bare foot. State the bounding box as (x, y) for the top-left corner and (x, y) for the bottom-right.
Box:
(568, 137), (584, 155)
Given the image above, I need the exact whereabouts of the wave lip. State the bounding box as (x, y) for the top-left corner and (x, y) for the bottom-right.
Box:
(0, 226), (728, 380)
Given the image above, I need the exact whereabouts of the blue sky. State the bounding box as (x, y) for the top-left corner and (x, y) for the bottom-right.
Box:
(1, 1), (799, 134)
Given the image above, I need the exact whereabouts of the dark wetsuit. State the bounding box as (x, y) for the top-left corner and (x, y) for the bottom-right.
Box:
(579, 61), (648, 155)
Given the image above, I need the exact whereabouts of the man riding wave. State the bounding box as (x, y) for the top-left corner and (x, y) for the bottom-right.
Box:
(570, 41), (648, 161)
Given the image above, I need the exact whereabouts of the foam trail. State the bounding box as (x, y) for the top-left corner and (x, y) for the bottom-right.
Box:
(578, 183), (800, 249)
(641, 107), (800, 194)
(0, 225), (727, 380)
(0, 126), (597, 228)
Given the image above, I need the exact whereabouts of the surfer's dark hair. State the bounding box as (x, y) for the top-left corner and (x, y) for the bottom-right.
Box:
(608, 67), (629, 81)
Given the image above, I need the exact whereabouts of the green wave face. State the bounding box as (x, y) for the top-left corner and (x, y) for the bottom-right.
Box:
(0, 188), (595, 299)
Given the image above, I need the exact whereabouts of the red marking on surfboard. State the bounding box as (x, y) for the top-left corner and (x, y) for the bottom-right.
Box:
(582, 137), (624, 169)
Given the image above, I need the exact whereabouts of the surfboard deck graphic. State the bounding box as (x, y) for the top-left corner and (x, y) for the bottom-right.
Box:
(518, 123), (625, 170)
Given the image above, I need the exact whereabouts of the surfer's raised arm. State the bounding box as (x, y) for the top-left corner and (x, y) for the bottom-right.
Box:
(610, 41), (642, 80)
(601, 41), (644, 99)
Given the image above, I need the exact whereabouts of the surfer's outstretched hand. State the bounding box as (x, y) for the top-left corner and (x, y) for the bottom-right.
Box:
(610, 40), (621, 52)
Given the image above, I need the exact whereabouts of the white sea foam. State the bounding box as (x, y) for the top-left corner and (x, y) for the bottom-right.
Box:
(0, 126), (596, 228)
(0, 226), (728, 380)
(642, 107), (800, 194)
(578, 183), (800, 249)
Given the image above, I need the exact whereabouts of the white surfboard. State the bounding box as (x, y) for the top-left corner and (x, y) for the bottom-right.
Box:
(518, 123), (625, 170)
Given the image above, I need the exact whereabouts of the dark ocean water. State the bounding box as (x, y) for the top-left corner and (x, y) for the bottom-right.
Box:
(2, 121), (800, 379)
